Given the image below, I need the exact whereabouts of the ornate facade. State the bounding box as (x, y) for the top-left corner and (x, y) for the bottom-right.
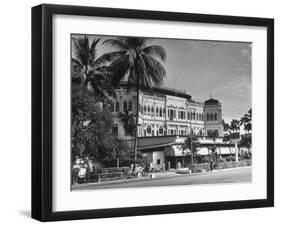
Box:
(111, 84), (223, 139)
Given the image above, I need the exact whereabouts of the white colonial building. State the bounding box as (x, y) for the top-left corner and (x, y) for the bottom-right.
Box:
(109, 83), (231, 169)
(111, 83), (223, 139)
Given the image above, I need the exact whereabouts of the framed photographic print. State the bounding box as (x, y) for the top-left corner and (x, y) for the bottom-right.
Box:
(32, 4), (274, 222)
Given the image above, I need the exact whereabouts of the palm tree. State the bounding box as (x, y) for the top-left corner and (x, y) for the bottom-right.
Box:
(222, 119), (231, 142)
(119, 110), (136, 137)
(72, 36), (115, 100)
(181, 135), (200, 172)
(222, 119), (230, 133)
(230, 119), (240, 132)
(240, 108), (252, 133)
(103, 37), (167, 162)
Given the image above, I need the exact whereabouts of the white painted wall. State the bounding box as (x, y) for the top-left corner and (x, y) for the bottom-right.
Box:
(152, 151), (165, 165)
(0, 0), (279, 226)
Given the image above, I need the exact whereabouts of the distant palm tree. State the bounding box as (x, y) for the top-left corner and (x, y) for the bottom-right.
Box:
(72, 36), (115, 100)
(240, 109), (252, 133)
(222, 119), (230, 133)
(230, 119), (240, 132)
(103, 37), (167, 161)
(222, 119), (231, 142)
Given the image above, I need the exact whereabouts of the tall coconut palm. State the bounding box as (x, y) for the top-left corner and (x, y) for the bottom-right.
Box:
(103, 37), (167, 162)
(72, 36), (115, 100)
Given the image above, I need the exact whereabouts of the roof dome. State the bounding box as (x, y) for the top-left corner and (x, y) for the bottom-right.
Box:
(204, 98), (219, 105)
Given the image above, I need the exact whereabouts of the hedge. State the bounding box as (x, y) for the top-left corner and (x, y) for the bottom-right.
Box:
(192, 160), (251, 173)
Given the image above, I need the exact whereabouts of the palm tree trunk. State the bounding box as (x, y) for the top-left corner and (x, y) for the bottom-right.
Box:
(190, 136), (193, 173)
(133, 57), (140, 164)
(117, 157), (120, 168)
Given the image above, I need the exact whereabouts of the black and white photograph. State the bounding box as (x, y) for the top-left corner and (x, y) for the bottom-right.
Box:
(71, 34), (252, 191)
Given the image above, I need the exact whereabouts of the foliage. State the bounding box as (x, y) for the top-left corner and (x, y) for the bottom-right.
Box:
(71, 84), (116, 162)
(72, 36), (116, 101)
(119, 110), (136, 137)
(102, 37), (167, 89)
(230, 119), (240, 132)
(222, 119), (230, 132)
(201, 156), (210, 163)
(207, 130), (219, 139)
(239, 134), (252, 149)
(240, 108), (252, 133)
(111, 138), (132, 163)
(222, 109), (252, 143)
(181, 135), (200, 155)
(103, 37), (167, 161)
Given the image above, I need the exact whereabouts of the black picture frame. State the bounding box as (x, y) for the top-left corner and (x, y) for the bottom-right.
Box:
(32, 4), (274, 222)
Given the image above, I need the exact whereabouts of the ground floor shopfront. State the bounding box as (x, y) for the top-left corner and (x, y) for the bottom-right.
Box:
(137, 135), (240, 170)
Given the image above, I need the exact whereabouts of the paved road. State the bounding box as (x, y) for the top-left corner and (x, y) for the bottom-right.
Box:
(73, 167), (251, 191)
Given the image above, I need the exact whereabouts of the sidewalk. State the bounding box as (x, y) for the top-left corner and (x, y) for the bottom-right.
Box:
(72, 166), (251, 190)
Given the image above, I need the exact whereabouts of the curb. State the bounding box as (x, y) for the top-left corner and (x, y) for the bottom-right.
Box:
(72, 166), (251, 189)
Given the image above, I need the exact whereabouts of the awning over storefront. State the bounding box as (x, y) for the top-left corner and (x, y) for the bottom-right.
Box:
(197, 147), (236, 156)
(197, 147), (209, 155)
(165, 145), (190, 157)
(137, 136), (236, 156)
(218, 147), (235, 155)
(137, 136), (183, 150)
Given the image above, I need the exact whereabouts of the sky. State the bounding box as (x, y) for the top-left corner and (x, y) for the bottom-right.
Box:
(72, 34), (252, 123)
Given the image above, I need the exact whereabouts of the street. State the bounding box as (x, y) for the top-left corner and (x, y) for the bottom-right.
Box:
(72, 166), (251, 191)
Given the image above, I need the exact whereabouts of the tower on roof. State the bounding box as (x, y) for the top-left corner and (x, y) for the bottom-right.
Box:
(204, 97), (223, 137)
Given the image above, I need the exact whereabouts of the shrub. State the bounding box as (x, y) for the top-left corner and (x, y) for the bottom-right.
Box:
(201, 156), (210, 163)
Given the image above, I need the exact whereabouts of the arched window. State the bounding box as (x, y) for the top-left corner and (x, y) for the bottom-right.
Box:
(115, 101), (119, 112)
(159, 126), (164, 135)
(192, 112), (195, 120)
(156, 107), (159, 116)
(144, 105), (146, 114)
(214, 113), (217, 121)
(170, 110), (174, 119)
(210, 113), (213, 121)
(160, 107), (162, 117)
(148, 105), (150, 113)
(190, 128), (194, 134)
(151, 106), (154, 115)
(147, 125), (152, 135)
(128, 100), (132, 111)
